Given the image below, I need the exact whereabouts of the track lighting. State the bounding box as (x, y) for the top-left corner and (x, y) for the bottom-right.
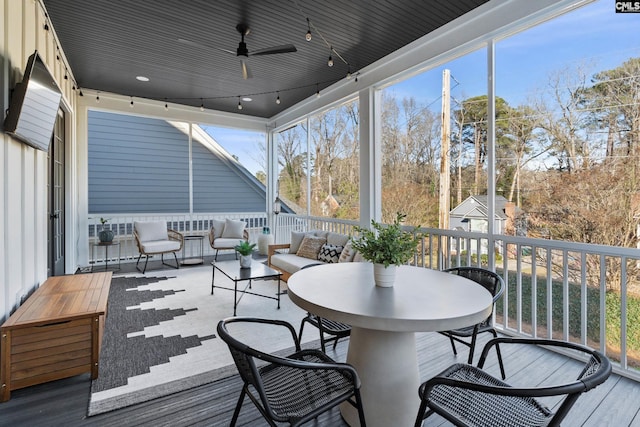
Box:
(328, 47), (334, 67)
(305, 18), (312, 41)
(237, 97), (243, 110)
(276, 92), (281, 104)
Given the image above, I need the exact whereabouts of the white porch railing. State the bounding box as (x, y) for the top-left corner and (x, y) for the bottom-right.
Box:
(88, 212), (268, 265)
(86, 212), (640, 381)
(273, 213), (640, 382)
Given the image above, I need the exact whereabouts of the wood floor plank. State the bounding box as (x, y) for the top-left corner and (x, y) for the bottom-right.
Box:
(0, 330), (631, 426)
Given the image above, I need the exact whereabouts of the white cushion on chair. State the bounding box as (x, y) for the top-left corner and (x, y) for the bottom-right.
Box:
(134, 221), (168, 242)
(211, 219), (226, 238)
(140, 240), (181, 253)
(213, 237), (244, 249)
(221, 219), (246, 238)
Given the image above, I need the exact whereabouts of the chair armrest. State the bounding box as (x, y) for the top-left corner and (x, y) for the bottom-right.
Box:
(422, 363), (587, 399)
(168, 229), (184, 250)
(217, 317), (301, 352)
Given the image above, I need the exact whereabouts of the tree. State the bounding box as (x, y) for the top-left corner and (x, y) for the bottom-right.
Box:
(452, 95), (511, 195)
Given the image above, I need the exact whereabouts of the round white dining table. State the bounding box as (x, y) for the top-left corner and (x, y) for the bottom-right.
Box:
(287, 262), (493, 427)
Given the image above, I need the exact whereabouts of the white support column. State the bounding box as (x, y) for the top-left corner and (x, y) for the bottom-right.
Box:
(359, 87), (381, 227)
(487, 40), (496, 269)
(266, 129), (278, 236)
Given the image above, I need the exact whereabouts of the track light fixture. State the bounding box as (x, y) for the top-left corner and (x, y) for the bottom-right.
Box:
(305, 18), (312, 41)
(237, 97), (243, 110)
(328, 47), (334, 67)
(276, 92), (281, 104)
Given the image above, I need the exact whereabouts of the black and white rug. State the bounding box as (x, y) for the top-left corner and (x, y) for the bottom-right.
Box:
(88, 265), (309, 416)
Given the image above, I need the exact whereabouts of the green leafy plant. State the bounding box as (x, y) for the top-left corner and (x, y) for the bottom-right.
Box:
(234, 240), (256, 256)
(350, 212), (420, 267)
(100, 217), (110, 225)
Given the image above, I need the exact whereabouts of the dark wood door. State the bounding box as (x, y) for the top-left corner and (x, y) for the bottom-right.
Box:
(48, 109), (65, 277)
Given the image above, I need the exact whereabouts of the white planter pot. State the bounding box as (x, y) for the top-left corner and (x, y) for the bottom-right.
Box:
(239, 255), (252, 268)
(373, 263), (396, 287)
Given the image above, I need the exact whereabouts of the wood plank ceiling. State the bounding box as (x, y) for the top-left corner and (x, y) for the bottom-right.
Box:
(42, 0), (489, 118)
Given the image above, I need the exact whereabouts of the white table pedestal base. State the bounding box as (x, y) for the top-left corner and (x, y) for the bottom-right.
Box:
(341, 327), (420, 427)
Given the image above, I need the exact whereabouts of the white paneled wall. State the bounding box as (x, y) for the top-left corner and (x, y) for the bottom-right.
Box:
(1, 0), (77, 321)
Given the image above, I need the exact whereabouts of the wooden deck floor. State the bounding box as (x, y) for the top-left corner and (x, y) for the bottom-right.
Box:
(4, 258), (639, 426)
(1, 329), (639, 427)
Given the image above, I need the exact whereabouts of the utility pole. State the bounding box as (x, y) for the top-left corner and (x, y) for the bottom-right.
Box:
(439, 69), (451, 230)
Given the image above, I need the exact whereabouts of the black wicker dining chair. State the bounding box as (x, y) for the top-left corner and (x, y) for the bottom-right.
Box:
(217, 317), (367, 427)
(299, 313), (352, 353)
(415, 337), (612, 427)
(296, 262), (352, 353)
(439, 266), (506, 379)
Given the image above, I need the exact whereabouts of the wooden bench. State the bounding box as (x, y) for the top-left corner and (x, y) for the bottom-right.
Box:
(1, 272), (111, 401)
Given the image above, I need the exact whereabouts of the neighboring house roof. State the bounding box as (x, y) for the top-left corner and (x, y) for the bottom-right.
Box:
(450, 195), (512, 221)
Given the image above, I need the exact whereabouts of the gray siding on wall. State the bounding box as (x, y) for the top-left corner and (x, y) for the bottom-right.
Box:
(89, 111), (190, 213)
(88, 110), (267, 214)
(192, 141), (265, 212)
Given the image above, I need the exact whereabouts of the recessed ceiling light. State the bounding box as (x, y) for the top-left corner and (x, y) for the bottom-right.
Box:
(242, 97), (252, 102)
(136, 76), (150, 82)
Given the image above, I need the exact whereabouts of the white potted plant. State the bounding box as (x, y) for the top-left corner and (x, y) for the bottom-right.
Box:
(235, 240), (257, 268)
(350, 212), (420, 287)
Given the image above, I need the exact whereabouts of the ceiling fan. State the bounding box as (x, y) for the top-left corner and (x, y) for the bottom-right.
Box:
(179, 24), (297, 80)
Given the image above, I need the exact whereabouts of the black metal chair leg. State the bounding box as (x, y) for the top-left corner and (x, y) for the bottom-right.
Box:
(449, 336), (458, 355)
(467, 325), (480, 364)
(490, 329), (506, 379)
(230, 386), (247, 427)
(173, 251), (180, 269)
(415, 397), (429, 427)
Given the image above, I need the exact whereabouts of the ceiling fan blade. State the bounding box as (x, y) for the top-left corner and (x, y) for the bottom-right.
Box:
(177, 38), (235, 55)
(240, 60), (252, 80)
(249, 44), (297, 56)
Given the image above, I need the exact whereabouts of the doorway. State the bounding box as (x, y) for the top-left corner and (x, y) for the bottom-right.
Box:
(47, 109), (65, 277)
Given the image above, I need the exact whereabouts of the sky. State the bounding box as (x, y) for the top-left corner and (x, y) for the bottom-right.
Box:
(204, 0), (640, 176)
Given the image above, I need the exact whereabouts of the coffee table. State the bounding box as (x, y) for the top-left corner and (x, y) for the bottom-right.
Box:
(211, 260), (283, 315)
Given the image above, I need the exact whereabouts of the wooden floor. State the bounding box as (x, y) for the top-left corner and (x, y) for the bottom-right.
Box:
(2, 329), (639, 427)
(4, 257), (640, 425)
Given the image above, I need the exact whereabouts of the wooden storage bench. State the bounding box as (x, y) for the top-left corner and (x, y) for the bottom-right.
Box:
(1, 272), (111, 401)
